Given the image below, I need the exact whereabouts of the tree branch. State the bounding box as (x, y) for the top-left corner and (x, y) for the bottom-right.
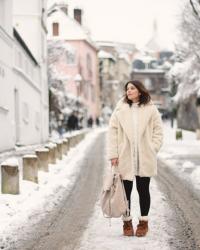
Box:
(190, 0), (200, 18)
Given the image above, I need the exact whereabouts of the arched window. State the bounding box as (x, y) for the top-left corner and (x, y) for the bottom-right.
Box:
(87, 53), (92, 77)
(133, 60), (145, 70)
(66, 49), (76, 65)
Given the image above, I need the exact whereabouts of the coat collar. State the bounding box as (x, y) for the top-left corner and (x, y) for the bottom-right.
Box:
(115, 100), (153, 143)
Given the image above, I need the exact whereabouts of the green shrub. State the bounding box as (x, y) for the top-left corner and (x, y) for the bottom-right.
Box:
(176, 129), (183, 140)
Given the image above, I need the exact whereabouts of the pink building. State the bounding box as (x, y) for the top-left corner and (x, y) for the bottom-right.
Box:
(47, 3), (100, 126)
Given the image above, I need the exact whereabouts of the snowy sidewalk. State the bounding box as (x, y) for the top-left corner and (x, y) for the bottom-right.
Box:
(0, 128), (105, 250)
(159, 121), (200, 193)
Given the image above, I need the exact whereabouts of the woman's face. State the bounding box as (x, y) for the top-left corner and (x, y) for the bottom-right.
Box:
(126, 83), (140, 102)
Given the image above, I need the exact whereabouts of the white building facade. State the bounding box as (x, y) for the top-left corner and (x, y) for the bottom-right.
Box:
(0, 0), (14, 151)
(0, 0), (49, 152)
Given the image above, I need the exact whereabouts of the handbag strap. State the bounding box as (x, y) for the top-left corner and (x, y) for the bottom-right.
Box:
(111, 165), (119, 174)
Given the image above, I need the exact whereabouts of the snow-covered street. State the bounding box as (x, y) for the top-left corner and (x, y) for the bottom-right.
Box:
(78, 122), (200, 250)
(2, 0), (200, 249)
(0, 129), (105, 249)
(0, 123), (200, 250)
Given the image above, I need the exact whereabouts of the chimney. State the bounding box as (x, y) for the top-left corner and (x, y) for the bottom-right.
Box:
(74, 8), (82, 25)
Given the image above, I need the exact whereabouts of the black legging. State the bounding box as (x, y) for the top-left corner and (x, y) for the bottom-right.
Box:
(123, 176), (150, 216)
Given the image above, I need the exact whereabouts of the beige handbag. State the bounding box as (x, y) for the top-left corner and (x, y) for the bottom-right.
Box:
(100, 168), (129, 218)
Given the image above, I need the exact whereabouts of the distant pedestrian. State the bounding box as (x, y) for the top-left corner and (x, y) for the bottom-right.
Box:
(58, 120), (63, 136)
(170, 110), (174, 128)
(67, 111), (78, 131)
(87, 116), (93, 128)
(79, 116), (84, 129)
(108, 80), (163, 237)
(96, 117), (100, 126)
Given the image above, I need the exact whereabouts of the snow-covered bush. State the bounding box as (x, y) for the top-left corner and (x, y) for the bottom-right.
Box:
(48, 40), (76, 133)
(167, 0), (200, 104)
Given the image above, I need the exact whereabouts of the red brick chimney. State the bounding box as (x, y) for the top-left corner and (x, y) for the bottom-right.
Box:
(74, 8), (82, 25)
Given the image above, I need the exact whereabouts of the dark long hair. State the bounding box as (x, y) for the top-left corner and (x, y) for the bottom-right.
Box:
(124, 80), (151, 107)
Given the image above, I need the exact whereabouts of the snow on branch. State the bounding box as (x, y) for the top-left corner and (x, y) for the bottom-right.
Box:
(167, 1), (200, 102)
(48, 40), (75, 65)
(189, 0), (200, 18)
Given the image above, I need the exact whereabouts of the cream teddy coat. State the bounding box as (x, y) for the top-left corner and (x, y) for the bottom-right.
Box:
(107, 98), (163, 180)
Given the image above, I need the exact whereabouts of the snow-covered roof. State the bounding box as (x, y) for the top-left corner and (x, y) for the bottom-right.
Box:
(47, 8), (97, 50)
(160, 61), (172, 70)
(96, 41), (135, 50)
(98, 50), (116, 61)
(133, 55), (157, 63)
(133, 68), (165, 74)
(118, 52), (130, 64)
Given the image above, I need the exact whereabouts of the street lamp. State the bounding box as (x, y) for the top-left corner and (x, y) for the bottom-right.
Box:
(74, 73), (82, 114)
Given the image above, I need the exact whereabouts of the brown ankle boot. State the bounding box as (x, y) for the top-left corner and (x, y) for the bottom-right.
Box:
(135, 220), (148, 237)
(123, 220), (134, 236)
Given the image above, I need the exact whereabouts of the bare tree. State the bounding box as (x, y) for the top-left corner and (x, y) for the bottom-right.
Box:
(189, 0), (200, 18)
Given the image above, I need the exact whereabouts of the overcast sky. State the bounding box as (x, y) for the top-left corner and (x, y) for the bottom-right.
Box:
(49, 0), (183, 50)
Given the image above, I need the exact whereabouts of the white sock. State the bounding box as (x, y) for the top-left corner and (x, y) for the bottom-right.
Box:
(139, 216), (148, 221)
(122, 215), (132, 221)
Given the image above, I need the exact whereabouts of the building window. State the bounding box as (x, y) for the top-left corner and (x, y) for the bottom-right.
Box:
(53, 22), (59, 36)
(144, 78), (153, 91)
(91, 84), (95, 102)
(23, 102), (29, 124)
(133, 59), (145, 70)
(84, 80), (89, 99)
(66, 50), (76, 65)
(86, 53), (92, 77)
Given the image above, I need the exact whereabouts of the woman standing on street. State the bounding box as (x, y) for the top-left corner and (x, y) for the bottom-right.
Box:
(108, 80), (163, 237)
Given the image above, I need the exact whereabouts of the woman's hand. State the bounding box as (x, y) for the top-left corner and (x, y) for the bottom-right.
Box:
(111, 158), (119, 167)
